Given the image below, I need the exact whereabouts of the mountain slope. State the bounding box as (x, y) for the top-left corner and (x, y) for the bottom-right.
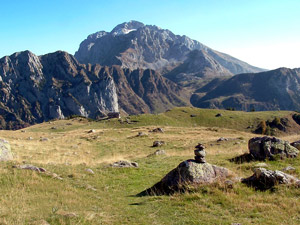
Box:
(191, 68), (300, 111)
(75, 20), (264, 81)
(0, 50), (189, 129)
(0, 50), (119, 129)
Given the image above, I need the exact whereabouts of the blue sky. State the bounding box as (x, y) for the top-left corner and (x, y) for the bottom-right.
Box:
(1, 0), (300, 69)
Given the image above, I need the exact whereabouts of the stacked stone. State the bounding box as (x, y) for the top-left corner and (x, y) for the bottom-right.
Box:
(194, 143), (206, 163)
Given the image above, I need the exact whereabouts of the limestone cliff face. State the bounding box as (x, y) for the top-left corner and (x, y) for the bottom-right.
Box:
(0, 50), (119, 129)
(75, 20), (263, 81)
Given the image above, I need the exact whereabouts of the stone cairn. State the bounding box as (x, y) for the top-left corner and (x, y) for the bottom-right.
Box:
(194, 143), (206, 163)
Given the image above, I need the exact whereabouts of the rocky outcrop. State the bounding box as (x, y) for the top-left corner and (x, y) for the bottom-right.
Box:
(75, 21), (263, 83)
(0, 139), (13, 161)
(0, 51), (119, 129)
(242, 168), (300, 190)
(142, 144), (229, 195)
(191, 68), (300, 111)
(248, 136), (299, 160)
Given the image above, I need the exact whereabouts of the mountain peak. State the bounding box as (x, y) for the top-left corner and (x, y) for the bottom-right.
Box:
(111, 20), (144, 36)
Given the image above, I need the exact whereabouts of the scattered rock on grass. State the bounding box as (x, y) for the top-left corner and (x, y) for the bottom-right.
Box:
(0, 139), (13, 161)
(242, 167), (299, 190)
(217, 137), (228, 142)
(137, 132), (148, 137)
(15, 164), (47, 172)
(151, 128), (164, 133)
(111, 160), (138, 168)
(215, 113), (223, 117)
(13, 164), (63, 180)
(88, 129), (96, 133)
(148, 149), (166, 157)
(40, 137), (49, 142)
(153, 141), (165, 147)
(85, 168), (95, 174)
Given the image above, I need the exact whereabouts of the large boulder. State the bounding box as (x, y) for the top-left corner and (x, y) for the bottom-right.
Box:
(0, 139), (13, 161)
(248, 136), (299, 160)
(141, 159), (229, 195)
(242, 168), (299, 190)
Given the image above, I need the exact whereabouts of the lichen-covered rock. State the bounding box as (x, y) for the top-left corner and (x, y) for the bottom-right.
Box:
(0, 139), (13, 161)
(248, 136), (299, 160)
(142, 160), (229, 195)
(242, 168), (299, 190)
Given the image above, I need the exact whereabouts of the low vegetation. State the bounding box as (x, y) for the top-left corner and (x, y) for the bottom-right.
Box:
(1, 107), (300, 224)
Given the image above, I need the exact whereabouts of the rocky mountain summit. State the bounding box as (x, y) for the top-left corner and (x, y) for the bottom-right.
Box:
(191, 68), (300, 111)
(75, 20), (263, 83)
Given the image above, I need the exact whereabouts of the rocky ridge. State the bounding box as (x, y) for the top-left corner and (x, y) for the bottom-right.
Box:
(0, 50), (188, 129)
(75, 20), (263, 83)
(191, 68), (300, 111)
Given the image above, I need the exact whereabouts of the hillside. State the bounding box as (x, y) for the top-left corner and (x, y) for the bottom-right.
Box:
(191, 68), (300, 111)
(1, 108), (300, 224)
(0, 51), (189, 129)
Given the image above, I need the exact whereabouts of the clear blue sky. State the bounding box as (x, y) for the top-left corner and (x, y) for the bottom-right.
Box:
(1, 0), (300, 69)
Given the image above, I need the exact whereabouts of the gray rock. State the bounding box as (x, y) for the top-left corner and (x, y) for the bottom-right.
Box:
(151, 128), (164, 133)
(194, 156), (206, 163)
(86, 168), (95, 174)
(88, 129), (96, 133)
(143, 160), (229, 195)
(217, 137), (229, 142)
(194, 149), (206, 157)
(282, 166), (296, 172)
(40, 137), (49, 142)
(28, 137), (34, 140)
(242, 168), (299, 190)
(215, 113), (223, 117)
(248, 136), (299, 160)
(137, 132), (148, 137)
(15, 164), (47, 173)
(153, 141), (165, 147)
(0, 139), (13, 161)
(148, 149), (166, 157)
(111, 160), (138, 168)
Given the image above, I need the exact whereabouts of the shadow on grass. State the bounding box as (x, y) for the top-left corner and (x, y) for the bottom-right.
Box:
(229, 153), (255, 164)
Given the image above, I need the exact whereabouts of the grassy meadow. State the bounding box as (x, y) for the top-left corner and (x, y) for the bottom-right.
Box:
(1, 107), (300, 224)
